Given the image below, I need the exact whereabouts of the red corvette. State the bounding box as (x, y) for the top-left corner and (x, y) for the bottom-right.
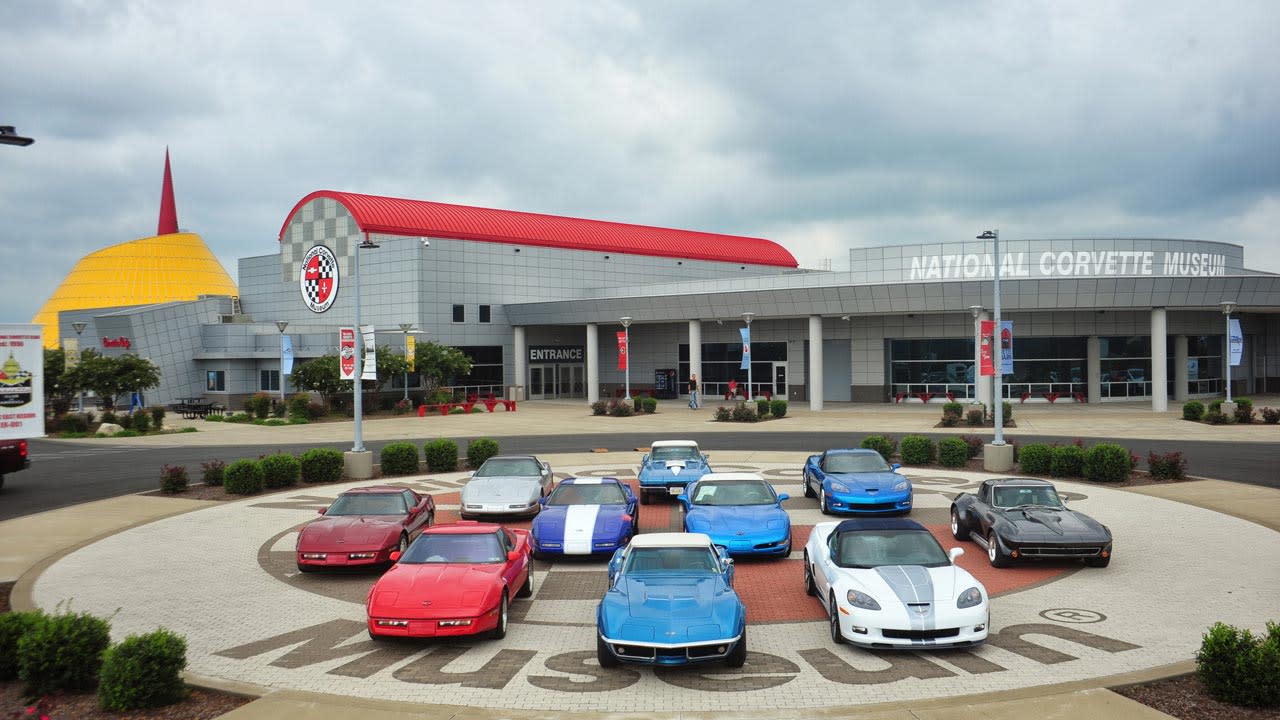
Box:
(366, 521), (533, 640)
(296, 486), (435, 572)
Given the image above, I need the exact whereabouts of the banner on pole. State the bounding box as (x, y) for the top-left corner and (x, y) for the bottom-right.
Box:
(63, 338), (80, 371)
(616, 331), (628, 370)
(979, 320), (995, 376)
(0, 324), (45, 440)
(1000, 321), (1014, 375)
(739, 327), (751, 370)
(361, 325), (377, 381)
(1228, 318), (1243, 367)
(339, 327), (356, 380)
(406, 336), (416, 372)
(281, 335), (294, 375)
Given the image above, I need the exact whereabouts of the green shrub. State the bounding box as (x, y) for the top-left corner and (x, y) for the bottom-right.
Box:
(898, 435), (935, 465)
(608, 400), (634, 417)
(259, 453), (300, 488)
(0, 610), (44, 680)
(1050, 444), (1085, 477)
(1206, 409), (1232, 425)
(467, 438), (500, 469)
(380, 442), (420, 475)
(590, 400), (608, 416)
(17, 610), (112, 696)
(714, 406), (732, 421)
(959, 434), (984, 458)
(223, 459), (264, 495)
(965, 408), (985, 426)
(756, 398), (770, 416)
(131, 412), (151, 433)
(1147, 450), (1187, 480)
(731, 403), (757, 422)
(1234, 397), (1255, 424)
(101, 411), (118, 425)
(1018, 443), (1052, 474)
(60, 413), (89, 434)
(1082, 443), (1131, 482)
(1208, 399), (1222, 412)
(1196, 621), (1280, 708)
(179, 427), (197, 433)
(1262, 407), (1280, 424)
(287, 393), (312, 420)
(424, 438), (459, 472)
(149, 405), (166, 429)
(112, 429), (141, 438)
(204, 413), (224, 422)
(938, 437), (969, 468)
(247, 392), (274, 419)
(225, 412), (252, 423)
(1182, 400), (1206, 421)
(116, 413), (133, 430)
(200, 459), (226, 486)
(860, 434), (896, 462)
(98, 628), (188, 711)
(942, 401), (964, 417)
(159, 464), (188, 494)
(1001, 401), (1013, 422)
(770, 399), (788, 418)
(262, 418), (286, 426)
(639, 397), (656, 413)
(300, 448), (344, 484)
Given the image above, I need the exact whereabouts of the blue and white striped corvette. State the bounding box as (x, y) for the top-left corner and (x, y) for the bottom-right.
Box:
(531, 478), (639, 558)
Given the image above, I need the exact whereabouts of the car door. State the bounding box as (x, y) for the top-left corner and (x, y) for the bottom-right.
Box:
(974, 482), (997, 536)
(402, 490), (430, 535)
(500, 529), (529, 589)
(813, 531), (839, 599)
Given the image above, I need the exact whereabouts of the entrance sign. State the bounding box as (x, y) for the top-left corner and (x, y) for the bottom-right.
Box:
(0, 324), (44, 439)
(529, 346), (584, 362)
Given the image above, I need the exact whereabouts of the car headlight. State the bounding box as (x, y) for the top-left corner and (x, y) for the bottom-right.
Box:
(846, 589), (881, 611)
(893, 480), (910, 492)
(829, 480), (850, 493)
(957, 587), (983, 609)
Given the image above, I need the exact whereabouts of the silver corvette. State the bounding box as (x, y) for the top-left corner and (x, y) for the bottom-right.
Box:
(459, 455), (555, 519)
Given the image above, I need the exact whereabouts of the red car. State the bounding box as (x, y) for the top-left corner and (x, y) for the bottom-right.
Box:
(366, 521), (533, 640)
(296, 486), (435, 572)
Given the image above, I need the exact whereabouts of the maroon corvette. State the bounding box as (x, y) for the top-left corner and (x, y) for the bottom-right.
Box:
(366, 521), (533, 640)
(296, 486), (435, 572)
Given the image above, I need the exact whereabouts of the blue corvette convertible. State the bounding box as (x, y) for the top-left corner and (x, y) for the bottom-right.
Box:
(530, 478), (637, 559)
(802, 448), (912, 515)
(597, 533), (746, 668)
(679, 472), (792, 557)
(637, 440), (713, 504)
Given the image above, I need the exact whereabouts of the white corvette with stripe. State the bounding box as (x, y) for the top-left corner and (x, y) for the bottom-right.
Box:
(531, 478), (639, 558)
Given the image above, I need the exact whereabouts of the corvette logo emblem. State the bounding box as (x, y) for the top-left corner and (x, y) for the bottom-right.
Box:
(300, 245), (340, 313)
(421, 600), (432, 607)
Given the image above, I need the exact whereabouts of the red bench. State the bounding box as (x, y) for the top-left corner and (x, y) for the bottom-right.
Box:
(1044, 392), (1061, 403)
(482, 398), (517, 412)
(916, 392), (934, 403)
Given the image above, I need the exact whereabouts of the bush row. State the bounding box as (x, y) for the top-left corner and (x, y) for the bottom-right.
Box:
(1013, 441), (1134, 481)
(939, 402), (1012, 427)
(713, 399), (788, 422)
(1197, 621), (1280, 708)
(379, 438), (500, 475)
(1184, 397), (1279, 425)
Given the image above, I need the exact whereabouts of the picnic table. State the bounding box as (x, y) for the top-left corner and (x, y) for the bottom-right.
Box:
(175, 397), (222, 419)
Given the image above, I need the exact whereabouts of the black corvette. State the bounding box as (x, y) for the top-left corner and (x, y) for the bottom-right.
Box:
(950, 478), (1112, 568)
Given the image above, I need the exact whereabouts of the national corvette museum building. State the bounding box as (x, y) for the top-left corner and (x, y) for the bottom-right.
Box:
(51, 190), (1280, 413)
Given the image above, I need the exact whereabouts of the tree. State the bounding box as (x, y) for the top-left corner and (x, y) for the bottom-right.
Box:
(64, 350), (161, 409)
(290, 341), (471, 409)
(44, 347), (75, 414)
(414, 341), (472, 397)
(289, 355), (346, 407)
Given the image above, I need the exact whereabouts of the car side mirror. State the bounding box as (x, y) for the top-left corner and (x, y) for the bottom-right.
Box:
(948, 547), (965, 562)
(891, 463), (901, 471)
(703, 454), (711, 462)
(776, 493), (790, 503)
(539, 496), (548, 506)
(676, 494), (690, 508)
(641, 454), (649, 464)
(407, 506), (420, 516)
(389, 551), (402, 562)
(317, 508), (326, 515)
(508, 550), (521, 562)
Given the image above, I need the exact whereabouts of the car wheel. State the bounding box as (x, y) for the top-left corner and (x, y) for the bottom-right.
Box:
(828, 595), (844, 645)
(597, 634), (619, 668)
(803, 475), (815, 498)
(517, 568), (534, 598)
(987, 532), (1011, 568)
(803, 555), (817, 597)
(1086, 555), (1111, 568)
(950, 508), (968, 541)
(820, 492), (833, 516)
(490, 592), (509, 640)
(726, 626), (747, 668)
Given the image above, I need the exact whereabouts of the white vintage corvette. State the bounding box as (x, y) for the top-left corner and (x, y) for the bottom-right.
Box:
(803, 517), (989, 649)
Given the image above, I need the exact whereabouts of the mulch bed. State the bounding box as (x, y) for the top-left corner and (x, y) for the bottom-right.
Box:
(1114, 675), (1276, 720)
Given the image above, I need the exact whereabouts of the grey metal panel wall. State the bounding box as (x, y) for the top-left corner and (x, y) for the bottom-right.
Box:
(823, 338), (851, 402)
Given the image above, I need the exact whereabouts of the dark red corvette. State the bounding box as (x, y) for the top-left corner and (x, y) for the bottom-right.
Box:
(366, 521), (533, 639)
(296, 486), (435, 572)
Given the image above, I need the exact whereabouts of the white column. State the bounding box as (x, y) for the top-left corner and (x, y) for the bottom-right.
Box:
(1087, 336), (1102, 404)
(586, 323), (599, 405)
(1173, 334), (1189, 402)
(975, 310), (991, 408)
(688, 319), (702, 395)
(513, 326), (527, 401)
(1151, 308), (1168, 412)
(809, 315), (824, 411)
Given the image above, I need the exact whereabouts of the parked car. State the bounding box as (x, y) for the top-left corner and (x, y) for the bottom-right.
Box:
(597, 533), (746, 668)
(296, 486), (435, 572)
(802, 449), (911, 515)
(803, 518), (989, 649)
(366, 521), (532, 639)
(637, 440), (713, 504)
(950, 478), (1112, 568)
(531, 477), (638, 559)
(0, 438), (30, 490)
(679, 472), (791, 557)
(459, 455), (555, 519)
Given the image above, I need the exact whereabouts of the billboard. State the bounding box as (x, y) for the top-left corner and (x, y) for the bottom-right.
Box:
(0, 324), (45, 440)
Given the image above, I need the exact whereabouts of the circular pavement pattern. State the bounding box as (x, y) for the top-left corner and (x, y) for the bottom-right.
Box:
(32, 462), (1280, 713)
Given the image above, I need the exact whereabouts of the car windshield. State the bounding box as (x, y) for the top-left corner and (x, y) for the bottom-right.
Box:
(325, 493), (407, 516)
(475, 458), (542, 477)
(992, 486), (1063, 509)
(824, 453), (890, 473)
(651, 446), (700, 462)
(547, 483), (627, 506)
(690, 480), (775, 506)
(624, 547), (718, 573)
(400, 533), (504, 564)
(834, 530), (949, 568)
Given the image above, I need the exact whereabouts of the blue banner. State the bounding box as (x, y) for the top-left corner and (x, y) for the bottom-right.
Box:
(281, 334), (294, 375)
(1228, 318), (1243, 367)
(999, 320), (1014, 375)
(740, 327), (751, 370)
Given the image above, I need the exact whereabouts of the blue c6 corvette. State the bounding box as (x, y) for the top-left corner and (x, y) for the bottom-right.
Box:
(530, 478), (638, 559)
(597, 533), (746, 668)
(803, 449), (912, 515)
(637, 440), (712, 504)
(679, 472), (792, 557)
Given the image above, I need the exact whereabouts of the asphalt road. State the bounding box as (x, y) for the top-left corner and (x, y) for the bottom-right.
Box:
(3, 431), (1276, 522)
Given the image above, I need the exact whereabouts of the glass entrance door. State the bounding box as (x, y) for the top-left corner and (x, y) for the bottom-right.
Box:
(529, 365), (556, 400)
(558, 365), (584, 398)
(773, 362), (787, 399)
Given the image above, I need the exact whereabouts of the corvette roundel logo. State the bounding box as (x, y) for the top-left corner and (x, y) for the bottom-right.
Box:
(300, 246), (340, 313)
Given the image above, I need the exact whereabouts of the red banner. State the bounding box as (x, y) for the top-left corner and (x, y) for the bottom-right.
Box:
(339, 327), (356, 380)
(979, 320), (995, 377)
(616, 331), (628, 370)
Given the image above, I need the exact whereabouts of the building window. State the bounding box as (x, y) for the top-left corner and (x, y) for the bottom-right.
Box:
(206, 370), (226, 392)
(453, 304), (465, 323)
(479, 305), (491, 323)
(452, 346), (504, 396)
(678, 342), (787, 398)
(261, 370), (280, 392)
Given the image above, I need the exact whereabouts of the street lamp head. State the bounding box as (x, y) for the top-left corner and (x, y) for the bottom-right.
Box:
(71, 321), (88, 335)
(840, 315), (850, 321)
(976, 230), (998, 240)
(741, 311), (755, 325)
(0, 126), (34, 147)
(619, 316), (632, 328)
(359, 238), (380, 250)
(275, 321), (289, 333)
(398, 323), (415, 333)
(1219, 300), (1237, 316)
(968, 305), (984, 318)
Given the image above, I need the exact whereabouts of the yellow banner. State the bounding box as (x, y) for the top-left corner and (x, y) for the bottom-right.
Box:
(407, 335), (416, 372)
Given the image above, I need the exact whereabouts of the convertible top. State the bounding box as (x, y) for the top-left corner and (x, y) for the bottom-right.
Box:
(696, 472), (763, 483)
(835, 518), (926, 534)
(651, 440), (698, 448)
(629, 532), (712, 548)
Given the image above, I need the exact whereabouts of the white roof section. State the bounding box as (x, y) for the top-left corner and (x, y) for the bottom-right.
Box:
(697, 472), (765, 483)
(651, 440), (699, 449)
(629, 532), (712, 549)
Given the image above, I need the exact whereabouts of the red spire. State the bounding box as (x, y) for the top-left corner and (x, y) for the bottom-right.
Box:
(157, 148), (178, 235)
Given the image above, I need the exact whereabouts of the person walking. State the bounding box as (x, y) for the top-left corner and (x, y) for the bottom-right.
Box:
(688, 373), (700, 409)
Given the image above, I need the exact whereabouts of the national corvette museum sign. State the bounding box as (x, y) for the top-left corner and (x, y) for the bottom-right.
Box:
(301, 245), (340, 313)
(908, 249), (1228, 281)
(0, 324), (44, 439)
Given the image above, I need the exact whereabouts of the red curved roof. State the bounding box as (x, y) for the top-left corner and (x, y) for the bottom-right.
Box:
(278, 191), (797, 268)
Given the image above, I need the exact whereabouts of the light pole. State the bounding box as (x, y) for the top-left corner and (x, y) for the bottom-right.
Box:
(968, 305), (983, 403)
(741, 312), (755, 400)
(978, 229), (1013, 472)
(1220, 301), (1238, 409)
(352, 235), (379, 455)
(619, 316), (632, 402)
(275, 321), (289, 405)
(398, 323), (415, 402)
(71, 321), (87, 412)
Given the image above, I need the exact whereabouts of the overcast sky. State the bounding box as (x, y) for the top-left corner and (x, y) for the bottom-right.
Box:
(3, 1), (1278, 325)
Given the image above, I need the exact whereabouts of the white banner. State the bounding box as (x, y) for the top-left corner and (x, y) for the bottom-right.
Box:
(361, 325), (377, 381)
(0, 324), (45, 440)
(281, 335), (294, 376)
(1228, 318), (1243, 367)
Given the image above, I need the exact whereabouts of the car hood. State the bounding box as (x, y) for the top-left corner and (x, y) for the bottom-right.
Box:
(462, 477), (541, 503)
(844, 563), (980, 604)
(640, 459), (707, 477)
(369, 563), (504, 611)
(599, 574), (742, 644)
(299, 517), (400, 548)
(534, 503), (631, 539)
(826, 471), (904, 492)
(1002, 508), (1110, 541)
(686, 505), (787, 534)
